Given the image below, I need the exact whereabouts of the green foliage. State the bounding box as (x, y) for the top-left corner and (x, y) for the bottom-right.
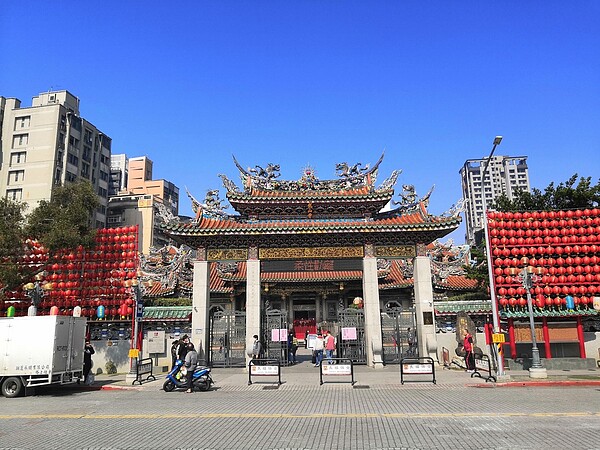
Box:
(491, 174), (600, 211)
(0, 198), (27, 294)
(461, 244), (489, 293)
(25, 181), (99, 253)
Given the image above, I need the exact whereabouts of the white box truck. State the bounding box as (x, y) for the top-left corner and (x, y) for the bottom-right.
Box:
(0, 315), (87, 397)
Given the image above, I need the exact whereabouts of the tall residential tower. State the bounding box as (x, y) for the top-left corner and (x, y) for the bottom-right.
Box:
(0, 90), (111, 227)
(460, 155), (530, 244)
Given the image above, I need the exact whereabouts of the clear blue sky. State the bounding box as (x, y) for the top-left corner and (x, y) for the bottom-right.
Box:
(2, 1), (599, 243)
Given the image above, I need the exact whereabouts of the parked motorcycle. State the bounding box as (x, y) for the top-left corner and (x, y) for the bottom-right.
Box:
(163, 359), (214, 392)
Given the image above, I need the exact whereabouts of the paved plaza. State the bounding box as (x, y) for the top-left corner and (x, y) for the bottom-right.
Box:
(1, 359), (600, 450)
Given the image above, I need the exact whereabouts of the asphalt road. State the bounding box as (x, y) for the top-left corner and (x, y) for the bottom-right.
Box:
(1, 372), (599, 450)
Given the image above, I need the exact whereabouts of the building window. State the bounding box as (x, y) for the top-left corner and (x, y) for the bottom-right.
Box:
(10, 152), (26, 165)
(7, 170), (25, 184)
(81, 163), (90, 179)
(14, 116), (30, 129)
(66, 172), (77, 182)
(67, 153), (79, 166)
(6, 189), (23, 201)
(12, 134), (28, 148)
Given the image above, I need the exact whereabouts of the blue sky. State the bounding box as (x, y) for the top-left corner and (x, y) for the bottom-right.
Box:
(2, 1), (599, 243)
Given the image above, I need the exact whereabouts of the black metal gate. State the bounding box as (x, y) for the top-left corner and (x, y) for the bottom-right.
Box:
(209, 308), (246, 367)
(262, 308), (290, 365)
(381, 306), (417, 364)
(337, 308), (366, 364)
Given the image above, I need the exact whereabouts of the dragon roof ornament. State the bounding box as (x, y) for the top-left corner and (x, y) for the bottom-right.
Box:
(230, 153), (389, 193)
(186, 187), (230, 222)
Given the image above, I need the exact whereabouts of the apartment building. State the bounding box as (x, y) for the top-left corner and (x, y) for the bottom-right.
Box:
(0, 90), (111, 227)
(108, 154), (180, 253)
(127, 156), (179, 216)
(460, 155), (530, 244)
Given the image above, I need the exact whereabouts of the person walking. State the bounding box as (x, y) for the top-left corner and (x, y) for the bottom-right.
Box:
(184, 342), (198, 393)
(252, 334), (263, 360)
(313, 333), (324, 367)
(324, 330), (336, 364)
(305, 328), (311, 349)
(463, 329), (475, 372)
(83, 340), (95, 384)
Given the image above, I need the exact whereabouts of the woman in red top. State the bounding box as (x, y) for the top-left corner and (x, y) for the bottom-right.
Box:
(463, 329), (475, 372)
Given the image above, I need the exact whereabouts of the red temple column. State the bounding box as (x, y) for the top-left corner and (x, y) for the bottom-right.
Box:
(542, 318), (551, 359)
(577, 317), (586, 358)
(508, 318), (516, 359)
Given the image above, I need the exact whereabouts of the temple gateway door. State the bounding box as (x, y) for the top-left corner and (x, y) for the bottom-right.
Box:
(209, 308), (247, 368)
(262, 308), (289, 365)
(337, 308), (366, 364)
(381, 305), (417, 364)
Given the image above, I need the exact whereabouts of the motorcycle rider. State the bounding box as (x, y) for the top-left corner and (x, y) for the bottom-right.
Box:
(184, 342), (198, 393)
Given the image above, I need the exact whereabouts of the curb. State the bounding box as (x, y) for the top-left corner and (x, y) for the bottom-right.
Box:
(471, 380), (600, 388)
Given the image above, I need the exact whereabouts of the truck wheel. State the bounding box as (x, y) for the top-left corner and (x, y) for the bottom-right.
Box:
(163, 380), (175, 392)
(2, 377), (24, 398)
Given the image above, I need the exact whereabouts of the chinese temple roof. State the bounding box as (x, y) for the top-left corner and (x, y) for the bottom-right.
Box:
(163, 155), (462, 248)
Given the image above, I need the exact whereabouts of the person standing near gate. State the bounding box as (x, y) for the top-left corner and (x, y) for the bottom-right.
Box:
(313, 333), (324, 367)
(324, 330), (336, 364)
(463, 329), (475, 372)
(252, 334), (263, 360)
(407, 328), (417, 357)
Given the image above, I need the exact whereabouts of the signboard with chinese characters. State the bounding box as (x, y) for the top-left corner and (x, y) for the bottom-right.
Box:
(342, 327), (357, 341)
(322, 364), (352, 376)
(271, 328), (288, 342)
(147, 330), (165, 354)
(250, 365), (279, 376)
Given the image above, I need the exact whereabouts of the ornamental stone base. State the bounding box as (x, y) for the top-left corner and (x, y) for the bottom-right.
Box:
(528, 367), (548, 379)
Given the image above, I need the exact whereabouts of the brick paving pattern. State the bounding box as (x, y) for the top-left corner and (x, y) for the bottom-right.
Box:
(0, 362), (599, 449)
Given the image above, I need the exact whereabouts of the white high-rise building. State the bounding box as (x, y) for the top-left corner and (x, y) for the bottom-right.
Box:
(460, 155), (530, 244)
(0, 90), (111, 227)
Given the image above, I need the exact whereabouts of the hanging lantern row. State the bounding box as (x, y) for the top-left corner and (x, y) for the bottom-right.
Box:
(488, 208), (600, 314)
(2, 227), (140, 317)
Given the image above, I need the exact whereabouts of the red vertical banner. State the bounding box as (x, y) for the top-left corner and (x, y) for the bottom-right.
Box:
(508, 318), (517, 359)
(542, 318), (552, 359)
(576, 317), (586, 358)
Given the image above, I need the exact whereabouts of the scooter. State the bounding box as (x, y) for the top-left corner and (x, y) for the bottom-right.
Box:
(163, 359), (214, 392)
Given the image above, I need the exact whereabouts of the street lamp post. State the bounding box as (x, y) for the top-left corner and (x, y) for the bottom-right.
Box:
(480, 136), (505, 376)
(23, 273), (52, 316)
(126, 279), (142, 378)
(510, 261), (548, 379)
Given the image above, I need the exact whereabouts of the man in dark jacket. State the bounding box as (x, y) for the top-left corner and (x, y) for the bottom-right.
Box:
(83, 340), (95, 383)
(177, 335), (190, 362)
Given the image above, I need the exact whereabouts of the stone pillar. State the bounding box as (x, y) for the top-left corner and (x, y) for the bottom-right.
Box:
(192, 258), (210, 361)
(413, 255), (437, 361)
(316, 294), (322, 323)
(288, 296), (294, 328)
(363, 245), (384, 368)
(245, 247), (261, 365)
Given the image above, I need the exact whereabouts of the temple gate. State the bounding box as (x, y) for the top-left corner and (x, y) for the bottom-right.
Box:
(163, 154), (462, 368)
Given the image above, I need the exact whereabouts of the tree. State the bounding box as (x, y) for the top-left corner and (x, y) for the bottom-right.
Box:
(0, 181), (100, 297)
(0, 198), (27, 294)
(461, 244), (489, 294)
(26, 181), (100, 252)
(491, 174), (600, 211)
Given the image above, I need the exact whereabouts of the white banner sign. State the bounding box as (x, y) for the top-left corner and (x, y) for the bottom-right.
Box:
(322, 364), (352, 376)
(250, 365), (279, 376)
(402, 363), (432, 374)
